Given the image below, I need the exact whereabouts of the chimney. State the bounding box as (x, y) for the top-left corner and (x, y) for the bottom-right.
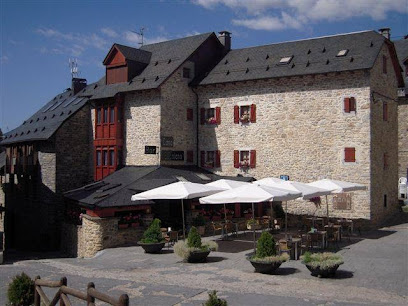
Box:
(218, 31), (231, 52)
(72, 78), (87, 95)
(378, 28), (391, 40)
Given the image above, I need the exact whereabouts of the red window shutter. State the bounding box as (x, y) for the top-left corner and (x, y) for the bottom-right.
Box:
(200, 108), (205, 125)
(187, 150), (193, 163)
(383, 102), (388, 121)
(344, 148), (356, 162)
(250, 150), (256, 168)
(215, 150), (221, 168)
(216, 107), (221, 125)
(234, 105), (239, 124)
(349, 97), (356, 112)
(344, 97), (350, 113)
(234, 150), (240, 168)
(186, 108), (193, 121)
(250, 104), (256, 123)
(200, 151), (205, 167)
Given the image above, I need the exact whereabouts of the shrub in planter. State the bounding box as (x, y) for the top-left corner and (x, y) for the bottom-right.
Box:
(246, 218), (261, 230)
(7, 272), (34, 306)
(138, 218), (165, 253)
(192, 215), (206, 235)
(174, 227), (218, 263)
(300, 252), (344, 278)
(248, 232), (289, 274)
(204, 290), (227, 306)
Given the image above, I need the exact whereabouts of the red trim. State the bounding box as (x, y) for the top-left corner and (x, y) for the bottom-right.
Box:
(216, 107), (221, 125)
(234, 105), (239, 124)
(250, 150), (256, 168)
(234, 150), (240, 168)
(344, 147), (356, 162)
(215, 150), (221, 168)
(250, 104), (256, 123)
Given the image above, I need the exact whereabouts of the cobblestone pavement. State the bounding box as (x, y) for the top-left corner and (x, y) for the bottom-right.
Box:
(1, 222), (407, 305)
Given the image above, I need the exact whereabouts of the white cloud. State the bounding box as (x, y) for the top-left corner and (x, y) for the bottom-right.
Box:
(124, 31), (170, 46)
(195, 0), (408, 31)
(101, 27), (118, 38)
(0, 55), (9, 64)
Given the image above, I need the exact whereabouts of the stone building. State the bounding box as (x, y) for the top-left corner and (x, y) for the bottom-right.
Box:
(0, 29), (404, 256)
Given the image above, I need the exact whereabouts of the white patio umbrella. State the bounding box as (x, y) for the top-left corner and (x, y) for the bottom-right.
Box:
(206, 179), (251, 221)
(131, 182), (224, 239)
(200, 184), (301, 252)
(255, 177), (332, 234)
(307, 179), (367, 219)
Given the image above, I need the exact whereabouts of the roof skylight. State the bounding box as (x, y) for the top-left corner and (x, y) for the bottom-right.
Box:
(278, 56), (293, 65)
(336, 49), (349, 57)
(176, 176), (188, 182)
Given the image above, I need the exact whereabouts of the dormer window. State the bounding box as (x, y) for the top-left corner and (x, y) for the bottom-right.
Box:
(279, 56), (293, 65)
(337, 49), (349, 57)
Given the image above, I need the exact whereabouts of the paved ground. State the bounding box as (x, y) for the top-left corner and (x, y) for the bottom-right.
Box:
(1, 222), (407, 305)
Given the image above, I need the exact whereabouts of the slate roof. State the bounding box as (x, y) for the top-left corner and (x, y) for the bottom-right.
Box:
(111, 44), (152, 64)
(394, 38), (408, 91)
(90, 32), (215, 100)
(199, 31), (388, 86)
(64, 166), (253, 208)
(1, 78), (104, 145)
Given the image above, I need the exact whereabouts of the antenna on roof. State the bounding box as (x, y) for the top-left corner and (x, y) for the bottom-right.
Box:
(131, 27), (145, 47)
(69, 58), (79, 78)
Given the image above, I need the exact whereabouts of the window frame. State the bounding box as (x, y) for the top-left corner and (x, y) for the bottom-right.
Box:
(205, 108), (216, 125)
(240, 105), (251, 123)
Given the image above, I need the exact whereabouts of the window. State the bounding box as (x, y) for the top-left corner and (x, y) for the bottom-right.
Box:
(109, 150), (115, 166)
(383, 102), (388, 121)
(336, 49), (349, 57)
(344, 97), (356, 113)
(183, 68), (191, 78)
(278, 56), (293, 65)
(96, 150), (102, 166)
(200, 150), (220, 168)
(200, 107), (221, 125)
(110, 107), (115, 123)
(103, 150), (108, 166)
(234, 150), (256, 168)
(97, 109), (102, 124)
(186, 108), (193, 121)
(383, 55), (387, 74)
(234, 104), (256, 124)
(104, 107), (108, 123)
(344, 147), (356, 162)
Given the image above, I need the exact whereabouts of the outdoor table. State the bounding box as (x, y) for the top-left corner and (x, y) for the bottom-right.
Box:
(289, 238), (301, 260)
(338, 219), (353, 233)
(308, 231), (327, 249)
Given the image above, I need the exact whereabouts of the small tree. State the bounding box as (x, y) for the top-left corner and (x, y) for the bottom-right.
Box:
(141, 218), (163, 243)
(7, 272), (34, 306)
(256, 232), (276, 258)
(187, 226), (202, 248)
(203, 290), (227, 306)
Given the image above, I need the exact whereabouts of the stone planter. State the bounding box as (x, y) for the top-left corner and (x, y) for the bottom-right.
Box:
(305, 264), (341, 278)
(187, 250), (211, 263)
(138, 242), (165, 254)
(248, 258), (284, 274)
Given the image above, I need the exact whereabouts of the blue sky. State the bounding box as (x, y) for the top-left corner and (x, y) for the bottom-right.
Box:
(1, 0), (407, 133)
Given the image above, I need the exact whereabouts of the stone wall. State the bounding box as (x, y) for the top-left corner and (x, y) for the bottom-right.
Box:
(398, 97), (408, 179)
(197, 70), (372, 220)
(75, 214), (143, 258)
(160, 63), (197, 166)
(369, 44), (400, 224)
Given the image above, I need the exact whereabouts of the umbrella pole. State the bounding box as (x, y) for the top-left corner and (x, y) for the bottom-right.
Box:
(326, 195), (329, 224)
(223, 203), (228, 238)
(181, 199), (186, 240)
(252, 202), (256, 254)
(285, 201), (288, 239)
(270, 202), (273, 230)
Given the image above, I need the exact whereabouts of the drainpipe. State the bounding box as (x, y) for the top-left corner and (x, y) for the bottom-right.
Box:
(192, 87), (199, 167)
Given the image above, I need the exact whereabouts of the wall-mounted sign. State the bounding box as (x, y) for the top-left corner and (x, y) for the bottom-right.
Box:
(280, 175), (290, 181)
(333, 193), (352, 210)
(161, 137), (174, 147)
(161, 150), (184, 161)
(144, 146), (157, 154)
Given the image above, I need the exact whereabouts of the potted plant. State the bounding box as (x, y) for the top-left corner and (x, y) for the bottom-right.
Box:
(138, 218), (166, 253)
(248, 232), (289, 274)
(192, 215), (206, 235)
(174, 226), (218, 263)
(300, 252), (344, 278)
(247, 218), (261, 230)
(204, 290), (227, 306)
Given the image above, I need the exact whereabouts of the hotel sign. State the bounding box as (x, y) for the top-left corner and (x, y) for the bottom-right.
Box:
(333, 193), (352, 210)
(161, 137), (174, 147)
(161, 150), (184, 161)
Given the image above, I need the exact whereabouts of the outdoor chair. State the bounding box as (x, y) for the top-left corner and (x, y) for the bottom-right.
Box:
(278, 239), (291, 257)
(225, 220), (237, 237)
(326, 226), (339, 249)
(308, 232), (321, 249)
(261, 217), (271, 231)
(300, 234), (310, 255)
(167, 230), (178, 249)
(211, 222), (223, 236)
